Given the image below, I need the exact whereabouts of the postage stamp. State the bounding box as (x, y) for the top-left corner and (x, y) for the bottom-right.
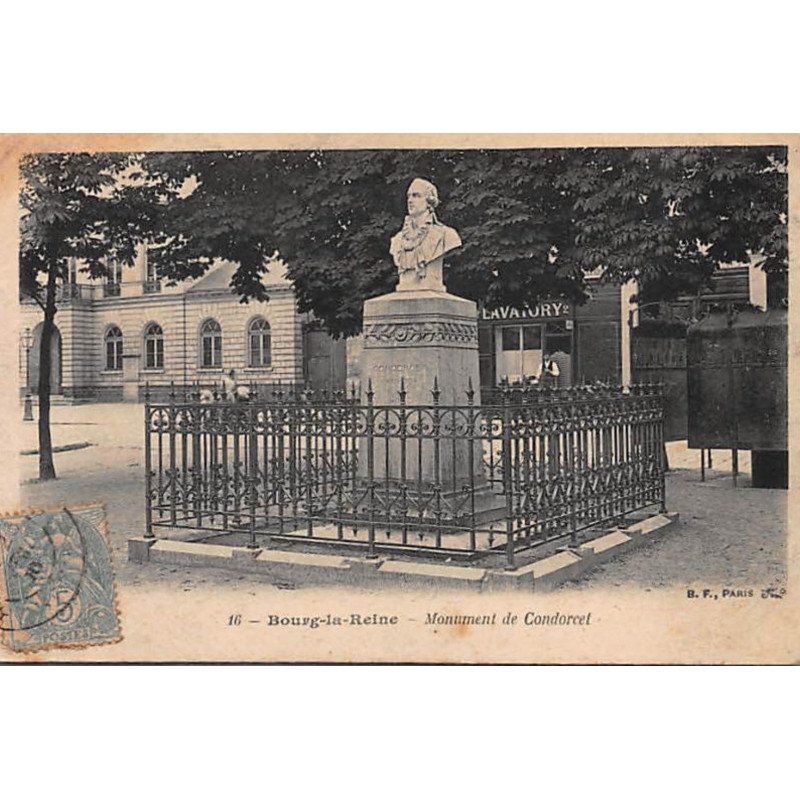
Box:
(0, 504), (121, 652)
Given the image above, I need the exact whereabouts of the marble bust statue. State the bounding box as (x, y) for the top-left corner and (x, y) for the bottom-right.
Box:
(389, 178), (461, 291)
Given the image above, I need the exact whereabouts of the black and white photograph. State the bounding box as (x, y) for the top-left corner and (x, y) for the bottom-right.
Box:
(4, 4), (800, 798)
(0, 134), (794, 664)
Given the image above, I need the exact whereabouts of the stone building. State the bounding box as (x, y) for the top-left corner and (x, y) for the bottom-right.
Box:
(27, 251), (765, 405)
(19, 249), (346, 402)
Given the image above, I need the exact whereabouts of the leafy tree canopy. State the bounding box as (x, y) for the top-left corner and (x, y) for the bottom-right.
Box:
(20, 152), (163, 300)
(142, 149), (596, 336)
(557, 146), (788, 305)
(139, 146), (787, 337)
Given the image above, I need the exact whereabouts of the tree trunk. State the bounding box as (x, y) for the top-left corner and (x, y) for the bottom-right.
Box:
(37, 265), (58, 480)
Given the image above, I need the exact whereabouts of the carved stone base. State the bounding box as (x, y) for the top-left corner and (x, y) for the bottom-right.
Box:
(360, 288), (481, 406)
(359, 287), (483, 487)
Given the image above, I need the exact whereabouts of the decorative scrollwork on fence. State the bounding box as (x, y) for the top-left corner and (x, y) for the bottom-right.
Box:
(144, 381), (666, 567)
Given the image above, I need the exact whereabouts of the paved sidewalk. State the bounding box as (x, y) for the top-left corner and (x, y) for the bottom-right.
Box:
(666, 439), (751, 476)
(18, 403), (787, 592)
(560, 468), (786, 591)
(19, 402), (144, 456)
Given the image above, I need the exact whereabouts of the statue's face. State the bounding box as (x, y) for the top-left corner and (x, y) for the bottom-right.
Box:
(407, 187), (428, 217)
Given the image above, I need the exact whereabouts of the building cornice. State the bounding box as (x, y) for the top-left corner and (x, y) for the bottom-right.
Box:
(87, 285), (296, 309)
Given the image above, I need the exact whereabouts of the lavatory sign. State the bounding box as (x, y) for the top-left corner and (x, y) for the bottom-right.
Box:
(480, 301), (571, 320)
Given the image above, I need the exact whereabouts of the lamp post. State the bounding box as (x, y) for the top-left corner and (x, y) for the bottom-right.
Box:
(22, 327), (33, 421)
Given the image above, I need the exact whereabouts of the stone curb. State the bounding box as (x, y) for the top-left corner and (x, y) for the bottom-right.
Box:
(488, 512), (680, 591)
(128, 512), (680, 591)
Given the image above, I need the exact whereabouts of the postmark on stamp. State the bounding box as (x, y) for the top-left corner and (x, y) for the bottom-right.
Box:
(0, 504), (121, 652)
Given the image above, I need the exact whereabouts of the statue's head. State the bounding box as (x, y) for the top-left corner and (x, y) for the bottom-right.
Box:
(406, 178), (439, 218)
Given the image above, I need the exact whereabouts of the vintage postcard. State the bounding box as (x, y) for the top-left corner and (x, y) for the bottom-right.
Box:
(0, 133), (796, 663)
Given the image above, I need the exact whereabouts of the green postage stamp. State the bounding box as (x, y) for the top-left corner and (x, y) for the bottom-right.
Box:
(0, 504), (121, 651)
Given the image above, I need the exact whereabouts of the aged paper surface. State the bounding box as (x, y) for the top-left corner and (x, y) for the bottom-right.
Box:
(0, 132), (797, 664)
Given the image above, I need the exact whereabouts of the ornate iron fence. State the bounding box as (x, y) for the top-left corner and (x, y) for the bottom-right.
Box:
(144, 381), (665, 567)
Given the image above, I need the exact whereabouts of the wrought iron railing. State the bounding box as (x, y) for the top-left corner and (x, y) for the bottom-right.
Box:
(21, 283), (98, 305)
(22, 283), (98, 305)
(143, 381), (666, 567)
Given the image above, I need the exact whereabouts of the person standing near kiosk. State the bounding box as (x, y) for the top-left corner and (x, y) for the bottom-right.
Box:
(538, 353), (561, 387)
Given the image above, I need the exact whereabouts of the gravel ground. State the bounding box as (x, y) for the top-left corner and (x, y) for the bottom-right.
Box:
(17, 403), (788, 592)
(559, 468), (787, 591)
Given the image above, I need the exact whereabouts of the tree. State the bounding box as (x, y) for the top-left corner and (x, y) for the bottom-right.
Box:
(20, 153), (158, 480)
(556, 146), (788, 308)
(143, 146), (787, 337)
(142, 149), (592, 337)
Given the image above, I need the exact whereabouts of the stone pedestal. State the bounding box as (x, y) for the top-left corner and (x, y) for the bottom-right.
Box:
(358, 277), (485, 495)
(360, 287), (481, 408)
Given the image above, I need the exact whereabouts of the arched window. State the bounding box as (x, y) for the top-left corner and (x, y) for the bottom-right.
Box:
(105, 326), (123, 371)
(248, 317), (272, 368)
(144, 323), (164, 369)
(200, 319), (222, 368)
